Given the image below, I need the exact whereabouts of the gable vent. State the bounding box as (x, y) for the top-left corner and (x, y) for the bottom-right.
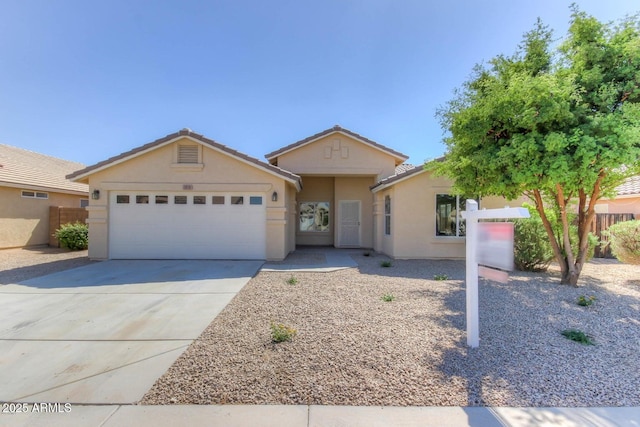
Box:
(178, 145), (199, 163)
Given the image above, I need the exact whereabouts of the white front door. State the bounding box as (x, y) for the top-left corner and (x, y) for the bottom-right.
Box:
(338, 200), (360, 247)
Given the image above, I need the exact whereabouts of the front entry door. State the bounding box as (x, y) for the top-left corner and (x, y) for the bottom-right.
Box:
(338, 200), (361, 247)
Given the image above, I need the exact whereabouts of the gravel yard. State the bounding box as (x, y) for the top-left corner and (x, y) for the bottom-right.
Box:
(0, 246), (93, 284)
(142, 253), (640, 407)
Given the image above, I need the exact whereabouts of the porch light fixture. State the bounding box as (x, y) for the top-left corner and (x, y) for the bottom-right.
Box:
(271, 191), (278, 202)
(91, 189), (100, 200)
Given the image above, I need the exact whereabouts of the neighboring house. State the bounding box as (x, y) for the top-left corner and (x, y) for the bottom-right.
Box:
(0, 144), (89, 249)
(595, 175), (640, 216)
(67, 126), (511, 261)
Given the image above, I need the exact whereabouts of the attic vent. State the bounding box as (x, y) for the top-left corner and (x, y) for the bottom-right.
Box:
(178, 145), (199, 163)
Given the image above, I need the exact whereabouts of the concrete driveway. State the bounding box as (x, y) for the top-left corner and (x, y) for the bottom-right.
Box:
(0, 260), (261, 404)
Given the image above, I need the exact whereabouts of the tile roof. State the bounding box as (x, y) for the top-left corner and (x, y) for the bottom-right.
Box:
(67, 129), (302, 189)
(0, 144), (88, 194)
(264, 125), (408, 164)
(370, 163), (426, 192)
(615, 175), (640, 196)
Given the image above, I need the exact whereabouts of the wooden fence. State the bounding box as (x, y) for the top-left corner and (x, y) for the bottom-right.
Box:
(49, 206), (88, 247)
(591, 213), (635, 258)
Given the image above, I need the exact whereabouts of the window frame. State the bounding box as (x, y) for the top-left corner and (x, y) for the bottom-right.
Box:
(299, 201), (330, 232)
(435, 194), (478, 238)
(21, 190), (48, 200)
(384, 195), (391, 235)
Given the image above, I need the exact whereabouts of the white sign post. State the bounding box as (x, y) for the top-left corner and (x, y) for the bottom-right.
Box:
(461, 200), (529, 348)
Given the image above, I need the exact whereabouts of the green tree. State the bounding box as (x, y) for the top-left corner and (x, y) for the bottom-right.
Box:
(433, 8), (640, 286)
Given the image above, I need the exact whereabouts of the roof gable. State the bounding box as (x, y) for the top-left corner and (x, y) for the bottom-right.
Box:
(265, 125), (408, 165)
(67, 129), (302, 190)
(0, 144), (88, 194)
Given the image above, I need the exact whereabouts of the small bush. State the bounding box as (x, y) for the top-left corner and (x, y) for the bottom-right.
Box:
(603, 220), (640, 264)
(514, 216), (554, 272)
(286, 276), (298, 285)
(270, 322), (297, 343)
(561, 329), (594, 345)
(381, 293), (395, 302)
(54, 222), (88, 250)
(577, 295), (596, 307)
(380, 260), (392, 268)
(433, 274), (448, 281)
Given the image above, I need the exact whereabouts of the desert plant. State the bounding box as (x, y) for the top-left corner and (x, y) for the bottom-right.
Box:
(286, 275), (298, 285)
(380, 260), (392, 268)
(513, 215), (554, 272)
(602, 220), (640, 264)
(577, 295), (596, 307)
(433, 274), (448, 281)
(54, 222), (89, 250)
(561, 329), (594, 345)
(381, 293), (395, 302)
(270, 322), (297, 343)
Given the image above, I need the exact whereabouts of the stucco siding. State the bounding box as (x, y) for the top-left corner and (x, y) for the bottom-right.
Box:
(84, 138), (293, 260)
(0, 186), (87, 248)
(276, 134), (397, 180)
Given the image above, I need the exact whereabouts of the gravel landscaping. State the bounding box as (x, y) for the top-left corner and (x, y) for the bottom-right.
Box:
(0, 246), (93, 284)
(142, 252), (640, 407)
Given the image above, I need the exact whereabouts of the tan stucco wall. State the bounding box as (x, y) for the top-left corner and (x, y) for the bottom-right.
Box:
(275, 133), (397, 181)
(0, 186), (88, 248)
(595, 196), (640, 215)
(84, 138), (295, 260)
(373, 172), (526, 259)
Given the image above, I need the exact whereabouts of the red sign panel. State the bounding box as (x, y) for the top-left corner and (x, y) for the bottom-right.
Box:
(476, 222), (514, 271)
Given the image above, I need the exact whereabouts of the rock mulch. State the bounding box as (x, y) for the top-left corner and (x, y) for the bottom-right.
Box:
(0, 246), (93, 284)
(142, 255), (640, 407)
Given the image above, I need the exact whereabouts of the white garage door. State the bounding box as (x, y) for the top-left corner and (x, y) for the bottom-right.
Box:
(109, 192), (266, 259)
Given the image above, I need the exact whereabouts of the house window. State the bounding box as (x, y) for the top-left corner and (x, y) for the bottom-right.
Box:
(174, 195), (187, 205)
(212, 196), (225, 205)
(155, 195), (168, 204)
(299, 202), (330, 232)
(21, 190), (48, 199)
(231, 196), (244, 205)
(136, 195), (149, 204)
(116, 195), (130, 204)
(249, 196), (262, 205)
(436, 195), (476, 237)
(384, 195), (391, 235)
(193, 196), (206, 205)
(177, 144), (199, 163)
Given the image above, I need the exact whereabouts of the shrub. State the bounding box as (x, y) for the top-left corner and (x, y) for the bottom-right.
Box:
(286, 276), (298, 285)
(54, 222), (88, 250)
(561, 329), (594, 345)
(577, 295), (596, 307)
(513, 205), (598, 272)
(380, 260), (392, 268)
(514, 216), (554, 272)
(433, 274), (448, 281)
(603, 220), (640, 264)
(381, 293), (395, 302)
(270, 322), (297, 343)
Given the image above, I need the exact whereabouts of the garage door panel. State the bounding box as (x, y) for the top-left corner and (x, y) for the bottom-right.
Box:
(109, 192), (265, 259)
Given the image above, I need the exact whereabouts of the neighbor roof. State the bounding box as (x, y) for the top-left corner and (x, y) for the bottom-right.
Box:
(370, 163), (426, 192)
(67, 129), (302, 190)
(264, 125), (409, 165)
(615, 175), (640, 196)
(0, 144), (88, 195)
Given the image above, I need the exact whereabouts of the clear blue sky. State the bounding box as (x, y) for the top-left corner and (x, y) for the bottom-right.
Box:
(1, 0), (637, 167)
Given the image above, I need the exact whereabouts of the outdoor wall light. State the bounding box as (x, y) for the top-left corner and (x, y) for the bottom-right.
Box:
(91, 189), (100, 200)
(271, 191), (278, 202)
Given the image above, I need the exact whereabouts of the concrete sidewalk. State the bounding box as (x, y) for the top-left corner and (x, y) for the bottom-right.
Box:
(1, 404), (638, 426)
